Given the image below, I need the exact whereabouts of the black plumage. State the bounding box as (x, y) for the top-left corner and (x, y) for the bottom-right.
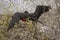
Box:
(8, 5), (51, 30)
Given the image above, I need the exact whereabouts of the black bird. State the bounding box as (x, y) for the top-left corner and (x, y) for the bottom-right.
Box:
(7, 5), (51, 30)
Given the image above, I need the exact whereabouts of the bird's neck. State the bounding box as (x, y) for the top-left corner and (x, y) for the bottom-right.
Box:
(34, 9), (43, 19)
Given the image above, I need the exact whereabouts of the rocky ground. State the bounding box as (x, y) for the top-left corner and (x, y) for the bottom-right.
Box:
(0, 8), (60, 40)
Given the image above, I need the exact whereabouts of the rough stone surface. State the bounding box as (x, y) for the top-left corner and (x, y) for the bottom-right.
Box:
(0, 0), (60, 40)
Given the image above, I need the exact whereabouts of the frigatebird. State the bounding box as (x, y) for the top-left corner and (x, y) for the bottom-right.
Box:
(7, 5), (51, 30)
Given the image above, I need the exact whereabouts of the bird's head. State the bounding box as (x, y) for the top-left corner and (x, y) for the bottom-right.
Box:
(36, 5), (51, 13)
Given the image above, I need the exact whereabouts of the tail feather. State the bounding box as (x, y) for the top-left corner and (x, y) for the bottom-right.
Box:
(8, 13), (21, 30)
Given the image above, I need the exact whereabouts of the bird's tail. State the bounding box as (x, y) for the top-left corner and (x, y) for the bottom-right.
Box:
(7, 13), (20, 30)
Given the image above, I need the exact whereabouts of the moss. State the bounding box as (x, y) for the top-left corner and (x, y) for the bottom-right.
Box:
(0, 14), (12, 26)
